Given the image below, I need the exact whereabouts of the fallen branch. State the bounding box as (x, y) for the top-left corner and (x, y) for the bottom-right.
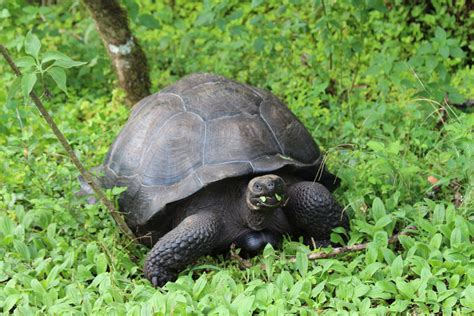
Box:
(0, 44), (136, 242)
(230, 226), (417, 268)
(291, 225), (417, 262)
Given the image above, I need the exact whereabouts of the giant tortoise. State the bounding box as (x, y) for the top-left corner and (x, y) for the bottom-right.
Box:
(91, 73), (348, 287)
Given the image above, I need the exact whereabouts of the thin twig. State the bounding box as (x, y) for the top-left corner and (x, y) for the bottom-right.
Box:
(348, 53), (361, 97)
(230, 243), (253, 269)
(0, 44), (136, 241)
(321, 0), (332, 70)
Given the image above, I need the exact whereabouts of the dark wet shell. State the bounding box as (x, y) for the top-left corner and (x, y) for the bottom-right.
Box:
(102, 74), (322, 228)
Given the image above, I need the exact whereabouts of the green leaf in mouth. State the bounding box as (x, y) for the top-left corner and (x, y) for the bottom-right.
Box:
(275, 193), (282, 202)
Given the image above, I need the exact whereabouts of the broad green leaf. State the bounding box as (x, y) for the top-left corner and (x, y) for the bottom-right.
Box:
(434, 27), (446, 42)
(376, 280), (397, 294)
(288, 280), (304, 300)
(311, 280), (326, 298)
(448, 274), (460, 289)
(0, 8), (11, 18)
(390, 299), (410, 313)
(367, 141), (385, 152)
(86, 242), (99, 263)
(6, 76), (22, 106)
(460, 285), (474, 309)
(47, 66), (67, 95)
(195, 11), (214, 26)
(251, 0), (264, 9)
(30, 279), (46, 295)
(455, 216), (470, 242)
(375, 215), (392, 228)
(395, 278), (415, 299)
(372, 197), (386, 221)
(439, 46), (449, 58)
(295, 251), (308, 277)
(432, 204), (445, 225)
(373, 231), (388, 248)
(53, 58), (87, 69)
(367, 285), (393, 300)
(45, 265), (61, 287)
(42, 51), (71, 63)
(21, 73), (37, 97)
(192, 274), (207, 299)
(450, 46), (465, 58)
(398, 235), (415, 250)
(234, 294), (254, 315)
(353, 284), (370, 298)
(0, 216), (15, 236)
(76, 265), (94, 281)
(450, 228), (462, 247)
(390, 256), (404, 278)
(95, 253), (108, 274)
(429, 233), (442, 250)
(365, 242), (379, 264)
(3, 295), (20, 314)
(111, 186), (127, 195)
(442, 296), (458, 314)
(253, 36), (265, 53)
(16, 56), (36, 68)
(137, 13), (160, 29)
(140, 303), (154, 316)
(25, 32), (41, 58)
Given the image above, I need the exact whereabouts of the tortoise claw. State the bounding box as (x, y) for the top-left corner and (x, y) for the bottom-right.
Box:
(151, 276), (159, 288)
(144, 268), (177, 288)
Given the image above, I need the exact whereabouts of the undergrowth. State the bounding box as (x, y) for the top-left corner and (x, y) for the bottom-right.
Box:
(0, 0), (473, 314)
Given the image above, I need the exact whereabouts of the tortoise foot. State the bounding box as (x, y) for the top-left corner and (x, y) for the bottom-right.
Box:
(144, 265), (177, 288)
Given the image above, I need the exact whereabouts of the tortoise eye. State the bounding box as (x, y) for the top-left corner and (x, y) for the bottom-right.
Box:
(254, 183), (262, 192)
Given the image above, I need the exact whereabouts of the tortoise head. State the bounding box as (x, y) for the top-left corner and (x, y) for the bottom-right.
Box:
(246, 174), (288, 211)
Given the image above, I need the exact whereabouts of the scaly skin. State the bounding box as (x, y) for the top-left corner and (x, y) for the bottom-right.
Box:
(142, 176), (349, 287)
(144, 212), (219, 287)
(284, 181), (349, 243)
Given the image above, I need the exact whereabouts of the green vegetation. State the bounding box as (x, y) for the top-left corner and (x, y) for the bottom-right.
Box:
(1, 0), (473, 314)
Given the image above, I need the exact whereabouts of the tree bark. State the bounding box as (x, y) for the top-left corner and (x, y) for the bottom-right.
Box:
(82, 0), (151, 106)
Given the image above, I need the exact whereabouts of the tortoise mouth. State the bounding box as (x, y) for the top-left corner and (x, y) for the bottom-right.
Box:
(248, 195), (287, 209)
(246, 175), (287, 210)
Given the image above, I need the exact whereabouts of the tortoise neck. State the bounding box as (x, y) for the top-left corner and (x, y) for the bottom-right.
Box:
(245, 208), (274, 231)
(240, 191), (275, 230)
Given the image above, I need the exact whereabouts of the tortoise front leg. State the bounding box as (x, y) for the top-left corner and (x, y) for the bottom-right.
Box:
(144, 212), (219, 287)
(284, 182), (349, 244)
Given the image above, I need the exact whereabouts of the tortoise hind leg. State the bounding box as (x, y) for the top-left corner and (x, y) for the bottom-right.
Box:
(144, 212), (219, 287)
(284, 182), (348, 245)
(234, 230), (282, 258)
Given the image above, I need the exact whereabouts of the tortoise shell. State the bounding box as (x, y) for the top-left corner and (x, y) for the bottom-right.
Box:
(101, 73), (327, 230)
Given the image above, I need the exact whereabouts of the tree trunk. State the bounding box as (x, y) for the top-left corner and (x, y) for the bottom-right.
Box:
(82, 0), (151, 106)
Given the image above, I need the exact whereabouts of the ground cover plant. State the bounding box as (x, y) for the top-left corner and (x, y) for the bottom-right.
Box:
(0, 0), (473, 314)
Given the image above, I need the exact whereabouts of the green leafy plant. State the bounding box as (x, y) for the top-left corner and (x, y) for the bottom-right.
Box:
(0, 0), (472, 314)
(10, 31), (86, 100)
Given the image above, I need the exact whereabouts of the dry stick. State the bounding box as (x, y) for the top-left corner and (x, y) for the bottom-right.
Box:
(0, 44), (135, 241)
(231, 226), (417, 269)
(230, 243), (253, 269)
(291, 225), (417, 262)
